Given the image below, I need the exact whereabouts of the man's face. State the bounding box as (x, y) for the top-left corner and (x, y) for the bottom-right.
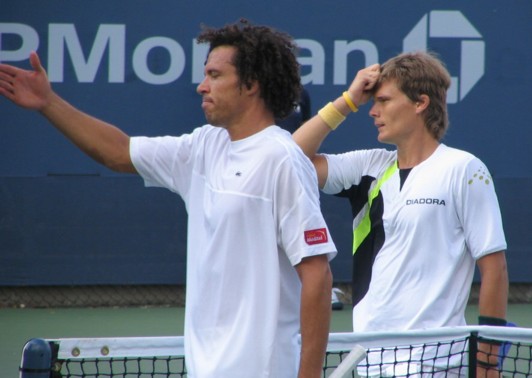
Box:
(369, 80), (421, 146)
(197, 46), (244, 128)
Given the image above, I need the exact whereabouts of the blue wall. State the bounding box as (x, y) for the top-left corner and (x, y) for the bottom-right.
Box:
(1, 1), (531, 285)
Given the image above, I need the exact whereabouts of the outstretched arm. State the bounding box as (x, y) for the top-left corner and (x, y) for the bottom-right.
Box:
(0, 52), (135, 173)
(293, 64), (380, 188)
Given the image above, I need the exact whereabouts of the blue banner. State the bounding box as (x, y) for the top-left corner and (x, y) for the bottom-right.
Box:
(1, 0), (531, 285)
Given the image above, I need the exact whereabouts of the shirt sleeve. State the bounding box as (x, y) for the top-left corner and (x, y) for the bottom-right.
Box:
(457, 157), (507, 259)
(130, 133), (196, 197)
(323, 149), (395, 194)
(275, 151), (337, 266)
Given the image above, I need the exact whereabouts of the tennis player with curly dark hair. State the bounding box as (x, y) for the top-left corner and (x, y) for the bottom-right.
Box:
(0, 19), (337, 378)
(197, 19), (302, 121)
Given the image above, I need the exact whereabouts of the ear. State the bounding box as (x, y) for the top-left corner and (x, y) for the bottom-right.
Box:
(244, 80), (260, 97)
(415, 94), (430, 114)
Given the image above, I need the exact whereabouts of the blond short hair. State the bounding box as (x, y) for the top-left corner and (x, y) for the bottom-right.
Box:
(378, 51), (451, 141)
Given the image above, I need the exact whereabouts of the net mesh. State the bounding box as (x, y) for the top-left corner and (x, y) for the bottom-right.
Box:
(59, 357), (187, 378)
(23, 326), (532, 378)
(324, 338), (471, 377)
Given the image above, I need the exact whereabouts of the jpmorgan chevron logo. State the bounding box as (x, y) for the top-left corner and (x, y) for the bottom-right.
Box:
(403, 10), (485, 104)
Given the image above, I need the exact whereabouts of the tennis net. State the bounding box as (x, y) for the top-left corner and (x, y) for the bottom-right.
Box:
(19, 326), (532, 377)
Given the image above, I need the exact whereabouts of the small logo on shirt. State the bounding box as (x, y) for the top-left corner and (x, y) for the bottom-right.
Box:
(304, 228), (328, 245)
(468, 166), (492, 186)
(235, 171), (242, 177)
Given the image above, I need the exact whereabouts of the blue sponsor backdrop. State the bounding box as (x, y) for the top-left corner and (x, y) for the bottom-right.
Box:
(1, 1), (531, 285)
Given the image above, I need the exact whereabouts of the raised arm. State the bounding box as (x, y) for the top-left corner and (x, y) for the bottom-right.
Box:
(0, 52), (135, 173)
(293, 64), (380, 188)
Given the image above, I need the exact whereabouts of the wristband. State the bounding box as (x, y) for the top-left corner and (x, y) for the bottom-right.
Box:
(478, 316), (507, 326)
(343, 91), (358, 112)
(478, 316), (507, 346)
(318, 102), (346, 130)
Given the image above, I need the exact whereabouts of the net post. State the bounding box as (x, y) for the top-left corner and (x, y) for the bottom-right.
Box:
(19, 338), (52, 378)
(469, 331), (478, 378)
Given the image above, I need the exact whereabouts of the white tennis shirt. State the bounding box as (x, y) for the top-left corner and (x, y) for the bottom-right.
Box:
(323, 144), (506, 333)
(130, 125), (336, 378)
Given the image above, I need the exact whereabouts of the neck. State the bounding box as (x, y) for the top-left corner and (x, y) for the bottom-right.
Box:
(226, 101), (275, 141)
(396, 136), (439, 169)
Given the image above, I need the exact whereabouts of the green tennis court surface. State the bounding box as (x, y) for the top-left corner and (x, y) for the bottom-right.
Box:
(3, 304), (531, 377)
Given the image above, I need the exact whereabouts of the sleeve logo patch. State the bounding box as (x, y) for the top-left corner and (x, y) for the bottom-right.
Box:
(304, 228), (328, 245)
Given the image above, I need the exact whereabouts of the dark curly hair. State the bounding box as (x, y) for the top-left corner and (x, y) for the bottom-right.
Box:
(197, 19), (301, 119)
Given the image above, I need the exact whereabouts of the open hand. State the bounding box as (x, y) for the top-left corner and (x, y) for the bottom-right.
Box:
(0, 51), (52, 111)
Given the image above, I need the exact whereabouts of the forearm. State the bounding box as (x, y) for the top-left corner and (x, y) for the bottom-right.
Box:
(293, 94), (356, 188)
(297, 256), (333, 378)
(476, 252), (509, 372)
(292, 114), (331, 158)
(41, 92), (135, 173)
(293, 94), (352, 158)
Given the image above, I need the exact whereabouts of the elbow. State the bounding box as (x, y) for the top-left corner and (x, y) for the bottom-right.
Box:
(105, 136), (136, 173)
(104, 152), (136, 173)
(92, 143), (135, 173)
(478, 251), (509, 287)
